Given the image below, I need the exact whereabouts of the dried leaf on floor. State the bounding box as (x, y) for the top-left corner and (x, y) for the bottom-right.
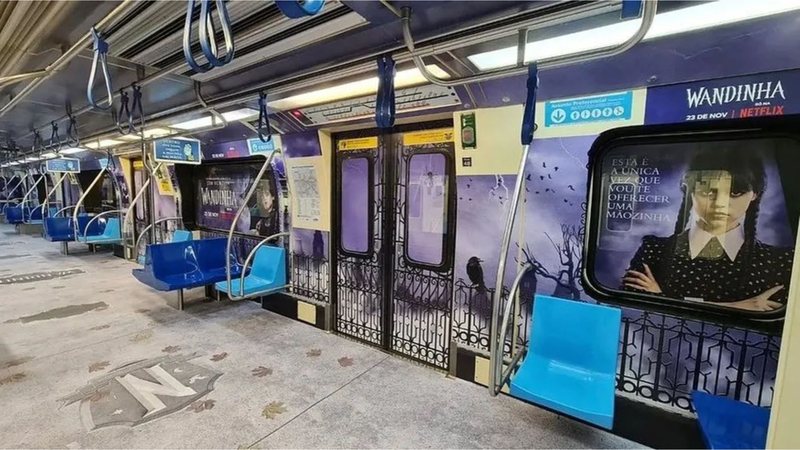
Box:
(130, 330), (153, 342)
(338, 356), (354, 367)
(135, 308), (150, 313)
(251, 366), (273, 377)
(210, 352), (228, 362)
(187, 399), (216, 413)
(161, 345), (181, 354)
(261, 401), (287, 419)
(88, 361), (110, 373)
(306, 349), (322, 357)
(0, 356), (33, 369)
(89, 324), (110, 331)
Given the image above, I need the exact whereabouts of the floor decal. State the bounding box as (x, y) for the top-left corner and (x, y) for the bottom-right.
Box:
(261, 401), (287, 420)
(60, 354), (223, 430)
(4, 301), (107, 324)
(0, 268), (84, 285)
(210, 352), (228, 362)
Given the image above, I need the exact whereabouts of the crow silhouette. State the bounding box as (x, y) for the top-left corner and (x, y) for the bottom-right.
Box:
(466, 256), (486, 292)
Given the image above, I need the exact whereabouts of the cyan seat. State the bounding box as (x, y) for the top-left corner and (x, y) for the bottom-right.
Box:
(692, 391), (769, 449)
(214, 245), (286, 297)
(44, 217), (75, 242)
(132, 238), (243, 291)
(510, 295), (621, 430)
(77, 217), (122, 244)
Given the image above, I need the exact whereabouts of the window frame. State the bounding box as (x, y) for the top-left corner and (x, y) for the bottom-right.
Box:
(402, 148), (457, 272)
(336, 152), (375, 259)
(583, 118), (800, 333)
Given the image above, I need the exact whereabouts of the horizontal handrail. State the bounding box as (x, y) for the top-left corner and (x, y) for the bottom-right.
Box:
(400, 0), (657, 87)
(491, 262), (533, 396)
(82, 209), (124, 237)
(231, 232), (290, 301)
(134, 216), (184, 255)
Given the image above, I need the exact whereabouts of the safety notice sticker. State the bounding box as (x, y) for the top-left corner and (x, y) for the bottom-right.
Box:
(545, 91), (633, 127)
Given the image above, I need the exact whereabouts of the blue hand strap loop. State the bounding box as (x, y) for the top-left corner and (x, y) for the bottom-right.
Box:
(257, 91), (273, 143)
(184, 0), (235, 73)
(87, 27), (113, 110)
(65, 102), (80, 146)
(375, 54), (396, 129)
(50, 121), (62, 152)
(276, 0), (325, 19)
(520, 63), (539, 146)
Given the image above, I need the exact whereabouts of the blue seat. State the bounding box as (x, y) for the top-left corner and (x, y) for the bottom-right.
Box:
(214, 245), (286, 297)
(76, 215), (104, 238)
(76, 217), (122, 244)
(132, 238), (243, 291)
(44, 217), (75, 242)
(137, 229), (194, 264)
(510, 295), (621, 430)
(26, 206), (44, 224)
(5, 206), (23, 224)
(692, 391), (770, 449)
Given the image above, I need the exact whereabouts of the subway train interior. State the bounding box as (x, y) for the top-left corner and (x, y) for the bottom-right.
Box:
(1, 0), (800, 448)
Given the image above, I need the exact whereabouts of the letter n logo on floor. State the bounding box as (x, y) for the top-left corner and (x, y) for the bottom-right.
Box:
(59, 354), (222, 430)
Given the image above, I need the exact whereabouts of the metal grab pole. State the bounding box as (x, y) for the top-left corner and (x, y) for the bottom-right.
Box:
(20, 173), (44, 208)
(123, 162), (162, 241)
(400, 1), (657, 88)
(225, 150), (279, 301)
(43, 173), (67, 217)
(489, 64), (538, 396)
(72, 165), (108, 239)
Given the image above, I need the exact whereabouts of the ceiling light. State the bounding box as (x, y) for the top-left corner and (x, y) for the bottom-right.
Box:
(60, 147), (86, 155)
(39, 152), (58, 159)
(24, 157), (39, 162)
(117, 127), (176, 141)
(84, 139), (123, 149)
(8, 161), (20, 166)
(172, 108), (259, 130)
(268, 65), (450, 111)
(468, 0), (800, 70)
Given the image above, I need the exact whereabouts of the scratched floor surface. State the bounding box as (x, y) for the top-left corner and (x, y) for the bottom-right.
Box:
(0, 225), (643, 449)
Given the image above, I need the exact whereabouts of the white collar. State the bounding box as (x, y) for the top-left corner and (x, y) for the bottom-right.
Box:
(688, 222), (745, 260)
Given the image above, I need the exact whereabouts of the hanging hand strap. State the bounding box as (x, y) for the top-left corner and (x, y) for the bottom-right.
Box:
(520, 63), (539, 146)
(183, 0), (215, 73)
(276, 0), (325, 18)
(87, 27), (113, 110)
(199, 0), (235, 68)
(130, 84), (145, 133)
(65, 102), (80, 146)
(375, 54), (396, 129)
(257, 91), (273, 143)
(50, 121), (62, 152)
(116, 89), (131, 134)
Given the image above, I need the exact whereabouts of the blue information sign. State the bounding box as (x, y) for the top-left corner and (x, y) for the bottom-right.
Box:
(153, 138), (202, 165)
(247, 137), (277, 156)
(45, 158), (81, 173)
(644, 71), (800, 124)
(545, 91), (633, 127)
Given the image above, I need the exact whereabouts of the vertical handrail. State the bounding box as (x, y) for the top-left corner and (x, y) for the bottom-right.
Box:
(122, 162), (162, 242)
(225, 149), (280, 301)
(43, 173), (67, 214)
(491, 263), (533, 395)
(72, 164), (108, 238)
(488, 63), (538, 396)
(20, 173), (44, 209)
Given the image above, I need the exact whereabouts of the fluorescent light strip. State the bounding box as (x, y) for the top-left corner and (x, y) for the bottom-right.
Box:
(60, 147), (86, 155)
(116, 127), (176, 141)
(39, 152), (58, 159)
(172, 108), (259, 130)
(468, 0), (800, 70)
(85, 139), (124, 149)
(268, 65), (450, 111)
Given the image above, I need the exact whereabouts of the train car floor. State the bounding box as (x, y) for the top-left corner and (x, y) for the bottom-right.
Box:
(0, 227), (643, 449)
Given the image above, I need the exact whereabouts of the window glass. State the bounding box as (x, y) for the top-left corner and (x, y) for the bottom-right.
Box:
(406, 153), (448, 266)
(340, 157), (371, 255)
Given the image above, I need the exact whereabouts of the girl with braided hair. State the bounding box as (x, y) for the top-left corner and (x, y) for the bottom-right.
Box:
(622, 144), (794, 312)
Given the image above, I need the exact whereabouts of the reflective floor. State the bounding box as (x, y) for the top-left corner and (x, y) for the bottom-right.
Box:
(0, 225), (643, 449)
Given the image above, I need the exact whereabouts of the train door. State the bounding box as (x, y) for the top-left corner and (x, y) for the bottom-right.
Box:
(333, 122), (457, 369)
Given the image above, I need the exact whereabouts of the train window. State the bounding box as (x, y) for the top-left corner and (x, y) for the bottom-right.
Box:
(405, 152), (450, 268)
(339, 156), (374, 257)
(584, 122), (800, 325)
